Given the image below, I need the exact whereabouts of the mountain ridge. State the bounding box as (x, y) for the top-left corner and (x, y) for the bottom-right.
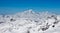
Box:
(0, 9), (60, 33)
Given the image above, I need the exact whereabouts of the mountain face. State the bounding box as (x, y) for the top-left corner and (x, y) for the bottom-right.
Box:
(0, 9), (60, 33)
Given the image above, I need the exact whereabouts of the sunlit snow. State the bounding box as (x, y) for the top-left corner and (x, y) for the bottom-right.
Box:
(0, 9), (60, 33)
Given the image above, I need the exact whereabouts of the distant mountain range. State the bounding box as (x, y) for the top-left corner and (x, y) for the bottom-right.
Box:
(0, 9), (60, 33)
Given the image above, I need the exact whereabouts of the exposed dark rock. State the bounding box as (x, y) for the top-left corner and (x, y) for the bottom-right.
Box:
(41, 26), (49, 31)
(0, 22), (4, 24)
(6, 16), (10, 18)
(35, 21), (38, 22)
(38, 28), (41, 31)
(47, 16), (51, 18)
(27, 31), (30, 33)
(52, 25), (55, 27)
(41, 23), (50, 31)
(54, 17), (57, 20)
(54, 22), (58, 24)
(42, 27), (48, 31)
(51, 15), (57, 20)
(10, 19), (16, 21)
(51, 15), (55, 17)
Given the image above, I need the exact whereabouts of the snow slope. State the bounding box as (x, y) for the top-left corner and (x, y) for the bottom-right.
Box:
(0, 9), (60, 33)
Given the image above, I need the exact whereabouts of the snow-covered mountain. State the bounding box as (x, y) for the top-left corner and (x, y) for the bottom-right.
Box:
(0, 9), (60, 33)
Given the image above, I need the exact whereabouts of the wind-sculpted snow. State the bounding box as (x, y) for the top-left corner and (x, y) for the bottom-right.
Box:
(0, 9), (60, 33)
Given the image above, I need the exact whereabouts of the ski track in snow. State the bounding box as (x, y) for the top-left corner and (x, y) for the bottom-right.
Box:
(0, 9), (60, 33)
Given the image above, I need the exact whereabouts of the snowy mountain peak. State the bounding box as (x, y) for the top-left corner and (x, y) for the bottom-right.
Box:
(0, 10), (60, 33)
(23, 9), (35, 14)
(27, 9), (32, 12)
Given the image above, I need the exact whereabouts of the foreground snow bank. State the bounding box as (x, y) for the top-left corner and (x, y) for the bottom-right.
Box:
(0, 9), (60, 33)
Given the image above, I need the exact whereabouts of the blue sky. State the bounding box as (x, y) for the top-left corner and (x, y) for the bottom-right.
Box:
(0, 0), (60, 14)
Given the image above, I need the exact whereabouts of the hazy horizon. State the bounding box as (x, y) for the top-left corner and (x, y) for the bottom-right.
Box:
(0, 0), (60, 14)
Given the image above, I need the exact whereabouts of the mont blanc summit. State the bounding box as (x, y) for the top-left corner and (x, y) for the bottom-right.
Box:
(0, 9), (60, 33)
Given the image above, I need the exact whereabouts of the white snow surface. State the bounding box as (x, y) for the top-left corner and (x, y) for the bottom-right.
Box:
(0, 9), (60, 33)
